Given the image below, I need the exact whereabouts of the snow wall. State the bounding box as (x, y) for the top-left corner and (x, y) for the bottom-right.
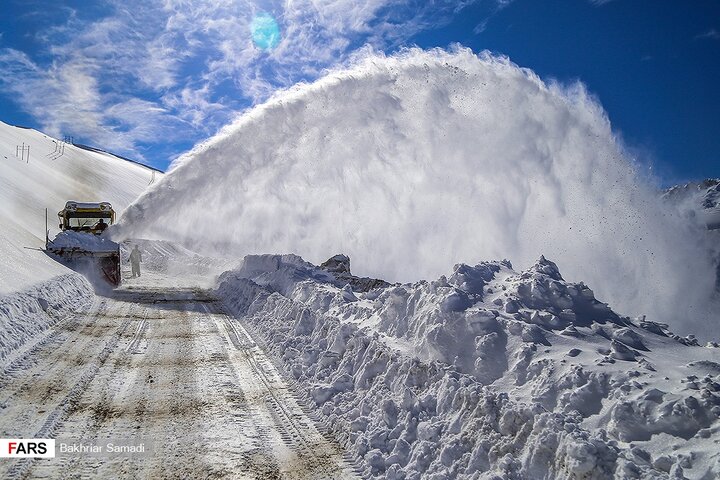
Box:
(115, 47), (718, 336)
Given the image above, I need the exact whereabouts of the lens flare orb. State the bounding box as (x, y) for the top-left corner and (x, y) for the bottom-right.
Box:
(251, 13), (280, 50)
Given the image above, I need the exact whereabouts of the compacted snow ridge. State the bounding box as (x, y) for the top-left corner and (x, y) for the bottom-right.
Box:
(0, 273), (93, 362)
(217, 254), (720, 479)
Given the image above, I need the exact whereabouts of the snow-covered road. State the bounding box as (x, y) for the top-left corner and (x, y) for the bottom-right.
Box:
(0, 272), (355, 479)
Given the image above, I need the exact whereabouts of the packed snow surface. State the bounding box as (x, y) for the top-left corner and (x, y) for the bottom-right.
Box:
(116, 47), (717, 336)
(49, 231), (120, 253)
(218, 253), (720, 479)
(0, 121), (158, 294)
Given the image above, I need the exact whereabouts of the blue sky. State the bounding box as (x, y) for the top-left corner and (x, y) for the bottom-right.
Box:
(0, 0), (718, 183)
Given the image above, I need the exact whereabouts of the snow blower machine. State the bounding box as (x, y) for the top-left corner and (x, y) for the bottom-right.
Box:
(46, 201), (122, 286)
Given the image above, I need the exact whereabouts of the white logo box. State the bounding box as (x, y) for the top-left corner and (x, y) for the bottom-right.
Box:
(0, 439), (55, 458)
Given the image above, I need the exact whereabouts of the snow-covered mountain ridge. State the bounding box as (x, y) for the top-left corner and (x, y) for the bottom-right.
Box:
(218, 253), (720, 479)
(664, 179), (719, 206)
(663, 179), (720, 231)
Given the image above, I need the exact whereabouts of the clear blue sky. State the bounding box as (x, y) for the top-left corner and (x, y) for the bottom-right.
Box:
(0, 0), (718, 184)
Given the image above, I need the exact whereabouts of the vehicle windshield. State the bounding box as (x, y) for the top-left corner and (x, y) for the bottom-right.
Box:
(67, 217), (111, 229)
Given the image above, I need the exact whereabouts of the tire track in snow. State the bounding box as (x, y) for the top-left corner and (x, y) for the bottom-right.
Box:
(237, 315), (368, 478)
(0, 298), (108, 391)
(1, 277), (355, 479)
(4, 300), (133, 480)
(210, 303), (357, 479)
(125, 308), (149, 354)
(25, 288), (222, 479)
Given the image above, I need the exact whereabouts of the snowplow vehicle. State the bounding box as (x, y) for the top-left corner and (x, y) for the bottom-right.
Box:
(46, 201), (122, 286)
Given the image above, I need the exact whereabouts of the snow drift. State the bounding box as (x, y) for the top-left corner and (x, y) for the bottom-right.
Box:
(116, 47), (717, 336)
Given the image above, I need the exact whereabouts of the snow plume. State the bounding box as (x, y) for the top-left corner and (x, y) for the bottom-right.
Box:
(115, 47), (718, 336)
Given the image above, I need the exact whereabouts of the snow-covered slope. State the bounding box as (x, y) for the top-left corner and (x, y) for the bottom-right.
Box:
(0, 121), (159, 294)
(115, 47), (717, 337)
(218, 253), (720, 479)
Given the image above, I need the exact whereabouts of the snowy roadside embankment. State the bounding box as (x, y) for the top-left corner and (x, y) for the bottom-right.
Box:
(218, 254), (720, 479)
(0, 273), (93, 362)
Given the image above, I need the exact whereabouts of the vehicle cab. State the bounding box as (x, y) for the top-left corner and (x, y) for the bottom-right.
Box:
(58, 201), (116, 234)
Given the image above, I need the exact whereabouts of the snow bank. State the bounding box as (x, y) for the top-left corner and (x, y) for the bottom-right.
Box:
(0, 273), (93, 362)
(231, 253), (389, 297)
(218, 254), (720, 479)
(117, 47), (717, 336)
